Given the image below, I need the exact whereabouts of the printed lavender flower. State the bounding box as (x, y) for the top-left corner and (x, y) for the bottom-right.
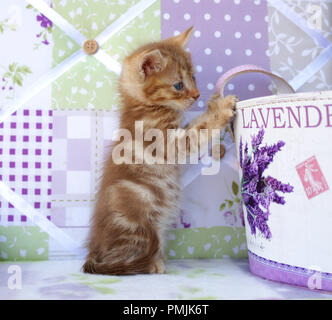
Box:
(251, 128), (264, 149)
(223, 210), (237, 225)
(180, 211), (191, 228)
(36, 14), (53, 29)
(265, 176), (294, 193)
(172, 210), (191, 229)
(239, 128), (294, 239)
(29, 4), (54, 49)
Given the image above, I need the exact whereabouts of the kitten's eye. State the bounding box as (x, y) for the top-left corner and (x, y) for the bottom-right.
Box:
(173, 82), (183, 91)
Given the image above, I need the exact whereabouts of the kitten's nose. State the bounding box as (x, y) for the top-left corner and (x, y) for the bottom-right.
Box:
(190, 90), (200, 100)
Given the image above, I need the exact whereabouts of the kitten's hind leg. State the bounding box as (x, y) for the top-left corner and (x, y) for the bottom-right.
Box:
(149, 258), (166, 274)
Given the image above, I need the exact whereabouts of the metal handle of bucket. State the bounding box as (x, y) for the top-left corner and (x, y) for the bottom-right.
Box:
(215, 64), (296, 141)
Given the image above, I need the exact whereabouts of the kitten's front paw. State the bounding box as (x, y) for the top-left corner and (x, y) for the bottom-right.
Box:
(222, 94), (239, 110)
(208, 94), (238, 124)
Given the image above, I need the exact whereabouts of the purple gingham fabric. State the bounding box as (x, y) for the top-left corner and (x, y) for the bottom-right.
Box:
(0, 108), (52, 225)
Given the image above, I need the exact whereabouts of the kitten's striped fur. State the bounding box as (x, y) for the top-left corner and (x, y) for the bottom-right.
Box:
(83, 27), (237, 275)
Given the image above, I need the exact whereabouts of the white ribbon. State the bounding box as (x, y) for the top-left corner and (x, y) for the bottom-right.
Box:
(290, 44), (332, 91)
(0, 181), (86, 257)
(94, 50), (122, 75)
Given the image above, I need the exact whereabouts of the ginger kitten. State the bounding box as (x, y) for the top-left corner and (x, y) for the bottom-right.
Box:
(83, 27), (237, 275)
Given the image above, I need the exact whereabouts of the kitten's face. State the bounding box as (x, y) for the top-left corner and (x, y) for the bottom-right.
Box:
(120, 27), (200, 111)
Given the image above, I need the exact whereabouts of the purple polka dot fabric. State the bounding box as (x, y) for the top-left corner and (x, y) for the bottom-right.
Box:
(161, 0), (272, 110)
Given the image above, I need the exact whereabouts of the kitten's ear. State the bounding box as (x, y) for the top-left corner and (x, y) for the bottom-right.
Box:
(166, 26), (194, 48)
(139, 49), (167, 79)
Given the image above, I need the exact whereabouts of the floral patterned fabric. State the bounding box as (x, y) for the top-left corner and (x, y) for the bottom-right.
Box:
(267, 0), (332, 92)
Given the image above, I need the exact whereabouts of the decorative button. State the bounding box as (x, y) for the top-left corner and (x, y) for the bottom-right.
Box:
(83, 39), (99, 55)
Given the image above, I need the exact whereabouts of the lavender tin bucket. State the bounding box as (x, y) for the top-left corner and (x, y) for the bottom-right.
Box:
(217, 65), (332, 292)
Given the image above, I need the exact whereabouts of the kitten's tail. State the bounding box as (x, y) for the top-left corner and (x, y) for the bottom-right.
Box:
(82, 227), (160, 275)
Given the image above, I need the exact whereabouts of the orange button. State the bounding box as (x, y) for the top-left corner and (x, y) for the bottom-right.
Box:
(83, 39), (98, 55)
